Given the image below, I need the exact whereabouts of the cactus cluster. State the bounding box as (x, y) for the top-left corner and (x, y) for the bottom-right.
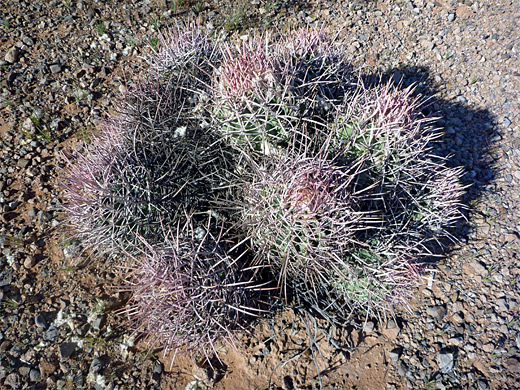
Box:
(61, 25), (465, 359)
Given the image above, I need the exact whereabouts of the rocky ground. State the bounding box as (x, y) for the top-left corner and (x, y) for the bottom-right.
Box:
(0, 0), (519, 389)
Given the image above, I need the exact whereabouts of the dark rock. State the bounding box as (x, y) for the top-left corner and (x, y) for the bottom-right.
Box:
(76, 323), (89, 336)
(34, 314), (47, 329)
(90, 357), (103, 374)
(59, 342), (77, 360)
(153, 362), (163, 375)
(283, 375), (294, 390)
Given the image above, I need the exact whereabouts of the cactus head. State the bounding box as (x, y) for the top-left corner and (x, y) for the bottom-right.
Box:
(243, 156), (363, 290)
(118, 221), (258, 361)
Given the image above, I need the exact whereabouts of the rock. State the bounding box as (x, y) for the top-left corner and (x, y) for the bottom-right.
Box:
(397, 361), (408, 376)
(43, 325), (59, 342)
(35, 314), (47, 329)
(389, 347), (402, 363)
(382, 320), (400, 340)
(22, 117), (35, 133)
(90, 357), (103, 374)
(496, 298), (508, 312)
(50, 63), (62, 74)
(38, 360), (58, 381)
(0, 269), (13, 287)
(63, 241), (81, 259)
(91, 314), (106, 331)
(420, 39), (434, 50)
(192, 364), (213, 385)
(76, 323), (89, 336)
(283, 375), (294, 390)
(59, 342), (77, 360)
(18, 366), (30, 376)
(23, 256), (36, 269)
(457, 95), (468, 104)
(191, 358), (225, 387)
(477, 379), (489, 390)
(437, 350), (455, 373)
(451, 312), (464, 324)
(505, 357), (520, 373)
(452, 301), (464, 313)
(17, 158), (30, 169)
(392, 70), (403, 84)
(4, 47), (19, 63)
(467, 260), (487, 276)
(426, 305), (447, 322)
(29, 368), (41, 382)
(482, 343), (494, 353)
(4, 372), (20, 388)
(38, 211), (52, 223)
(22, 36), (34, 46)
(28, 208), (38, 218)
(186, 381), (205, 390)
(363, 321), (375, 333)
(74, 372), (84, 387)
(448, 336), (463, 346)
(153, 362), (163, 375)
(456, 4), (473, 18)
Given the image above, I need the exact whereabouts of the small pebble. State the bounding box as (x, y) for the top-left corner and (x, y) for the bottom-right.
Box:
(4, 47), (19, 63)
(50, 63), (62, 73)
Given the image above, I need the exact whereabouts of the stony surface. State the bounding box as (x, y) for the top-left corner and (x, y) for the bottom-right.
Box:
(0, 0), (519, 389)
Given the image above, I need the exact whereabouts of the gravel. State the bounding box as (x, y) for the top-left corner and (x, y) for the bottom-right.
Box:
(1, 0), (519, 388)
